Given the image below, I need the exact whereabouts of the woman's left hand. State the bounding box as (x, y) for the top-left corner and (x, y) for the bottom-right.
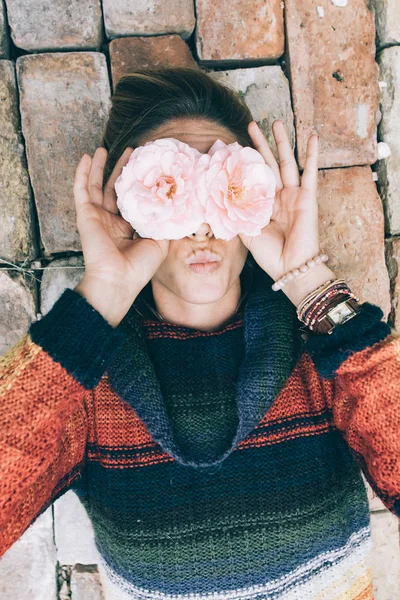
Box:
(238, 120), (320, 283)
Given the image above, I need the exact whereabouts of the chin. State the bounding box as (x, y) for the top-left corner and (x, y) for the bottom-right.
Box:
(180, 277), (229, 303)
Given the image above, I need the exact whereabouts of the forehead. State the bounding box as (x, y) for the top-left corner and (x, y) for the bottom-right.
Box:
(142, 118), (237, 154)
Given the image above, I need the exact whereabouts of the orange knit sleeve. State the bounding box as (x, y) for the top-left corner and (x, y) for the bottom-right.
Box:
(324, 331), (400, 517)
(0, 333), (88, 558)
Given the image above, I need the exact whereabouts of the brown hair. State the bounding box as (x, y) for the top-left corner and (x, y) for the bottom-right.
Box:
(100, 66), (259, 321)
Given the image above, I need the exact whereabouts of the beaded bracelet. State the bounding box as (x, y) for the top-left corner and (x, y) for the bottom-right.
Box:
(271, 252), (329, 291)
(272, 252), (363, 335)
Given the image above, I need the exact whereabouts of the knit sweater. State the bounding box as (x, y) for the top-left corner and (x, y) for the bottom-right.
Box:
(1, 265), (399, 600)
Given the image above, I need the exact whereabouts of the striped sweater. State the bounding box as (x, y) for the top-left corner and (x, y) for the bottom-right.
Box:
(1, 265), (399, 600)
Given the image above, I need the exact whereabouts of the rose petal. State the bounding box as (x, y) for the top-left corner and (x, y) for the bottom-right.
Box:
(115, 137), (206, 239)
(202, 140), (277, 239)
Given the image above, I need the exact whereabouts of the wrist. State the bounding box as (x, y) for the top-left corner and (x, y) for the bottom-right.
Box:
(280, 263), (337, 308)
(74, 276), (139, 328)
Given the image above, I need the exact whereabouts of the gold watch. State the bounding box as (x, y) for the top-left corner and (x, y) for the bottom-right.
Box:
(312, 298), (362, 335)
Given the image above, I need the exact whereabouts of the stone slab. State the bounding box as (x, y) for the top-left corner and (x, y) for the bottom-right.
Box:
(102, 0), (195, 41)
(109, 35), (198, 90)
(0, 0), (10, 58)
(376, 46), (400, 236)
(0, 60), (37, 263)
(16, 52), (111, 254)
(372, 0), (400, 46)
(210, 66), (295, 162)
(317, 166), (391, 317)
(370, 510), (400, 600)
(0, 508), (57, 599)
(285, 0), (380, 169)
(0, 270), (37, 355)
(4, 0), (103, 51)
(195, 0), (284, 63)
(39, 255), (85, 316)
(70, 565), (105, 600)
(54, 490), (99, 565)
(385, 237), (400, 332)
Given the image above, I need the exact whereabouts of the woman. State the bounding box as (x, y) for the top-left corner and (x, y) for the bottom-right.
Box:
(1, 67), (399, 600)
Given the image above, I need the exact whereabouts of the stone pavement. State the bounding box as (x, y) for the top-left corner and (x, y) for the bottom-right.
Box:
(0, 0), (399, 598)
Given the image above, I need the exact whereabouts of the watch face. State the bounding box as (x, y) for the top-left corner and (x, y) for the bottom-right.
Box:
(330, 302), (354, 324)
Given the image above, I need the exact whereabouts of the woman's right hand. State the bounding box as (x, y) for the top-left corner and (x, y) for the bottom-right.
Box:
(73, 146), (170, 301)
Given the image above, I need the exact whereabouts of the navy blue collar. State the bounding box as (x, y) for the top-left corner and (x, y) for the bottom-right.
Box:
(106, 266), (305, 468)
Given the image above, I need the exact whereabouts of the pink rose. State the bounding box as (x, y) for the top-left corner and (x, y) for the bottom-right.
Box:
(115, 138), (209, 240)
(202, 139), (276, 241)
(114, 136), (276, 241)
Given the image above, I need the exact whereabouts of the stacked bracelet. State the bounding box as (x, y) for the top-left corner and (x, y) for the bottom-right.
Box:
(271, 251), (363, 335)
(297, 279), (362, 335)
(271, 253), (329, 291)
(298, 280), (351, 323)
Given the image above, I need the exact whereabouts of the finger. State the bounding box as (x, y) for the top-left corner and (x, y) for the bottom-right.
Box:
(73, 154), (92, 210)
(272, 120), (300, 188)
(88, 147), (108, 208)
(301, 134), (319, 194)
(103, 147), (135, 214)
(248, 121), (283, 190)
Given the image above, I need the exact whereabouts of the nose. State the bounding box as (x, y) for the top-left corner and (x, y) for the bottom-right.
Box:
(189, 222), (213, 240)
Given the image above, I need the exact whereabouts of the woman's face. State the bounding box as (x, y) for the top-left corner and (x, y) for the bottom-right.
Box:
(137, 117), (249, 325)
